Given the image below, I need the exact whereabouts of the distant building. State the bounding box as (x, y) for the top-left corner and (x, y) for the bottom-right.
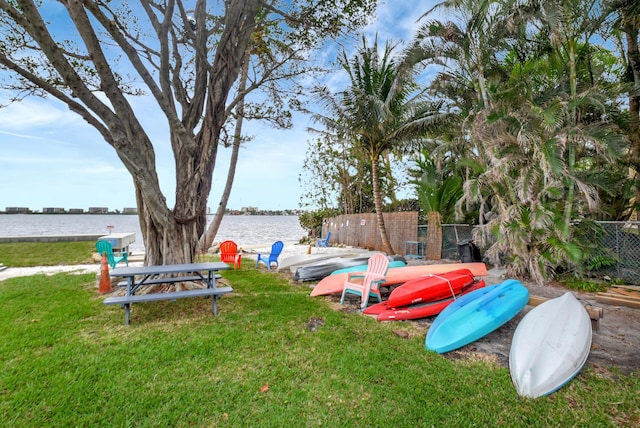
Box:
(42, 207), (66, 214)
(68, 208), (84, 214)
(5, 207), (30, 214)
(241, 206), (259, 214)
(122, 207), (137, 214)
(88, 207), (109, 214)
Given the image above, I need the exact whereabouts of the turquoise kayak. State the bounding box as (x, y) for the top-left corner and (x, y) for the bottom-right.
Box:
(425, 279), (529, 354)
(330, 259), (406, 275)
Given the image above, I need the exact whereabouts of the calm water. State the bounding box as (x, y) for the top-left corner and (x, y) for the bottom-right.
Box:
(0, 214), (306, 252)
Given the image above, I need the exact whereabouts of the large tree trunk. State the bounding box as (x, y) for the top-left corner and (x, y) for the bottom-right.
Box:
(139, 0), (261, 265)
(425, 211), (442, 260)
(371, 157), (394, 255)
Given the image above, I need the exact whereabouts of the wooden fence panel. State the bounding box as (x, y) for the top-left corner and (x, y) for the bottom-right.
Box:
(321, 212), (418, 255)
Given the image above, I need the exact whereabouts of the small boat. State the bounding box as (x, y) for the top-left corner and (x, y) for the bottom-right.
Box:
(292, 256), (373, 282)
(386, 269), (475, 308)
(279, 248), (381, 271)
(289, 252), (382, 273)
(366, 280), (487, 321)
(509, 292), (592, 398)
(425, 279), (529, 354)
(310, 262), (488, 297)
(277, 253), (352, 270)
(294, 255), (407, 282)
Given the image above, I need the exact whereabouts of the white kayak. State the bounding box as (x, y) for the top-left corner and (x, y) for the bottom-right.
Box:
(509, 292), (592, 398)
(277, 253), (351, 270)
(278, 249), (380, 271)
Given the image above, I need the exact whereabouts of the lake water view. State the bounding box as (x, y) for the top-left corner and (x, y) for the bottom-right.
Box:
(0, 214), (307, 252)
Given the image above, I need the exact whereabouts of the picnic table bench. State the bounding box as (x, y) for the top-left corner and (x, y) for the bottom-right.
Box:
(104, 262), (232, 325)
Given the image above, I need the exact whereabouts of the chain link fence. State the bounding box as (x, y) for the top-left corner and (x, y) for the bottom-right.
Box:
(323, 215), (640, 284)
(417, 224), (475, 260)
(419, 222), (640, 284)
(580, 221), (640, 285)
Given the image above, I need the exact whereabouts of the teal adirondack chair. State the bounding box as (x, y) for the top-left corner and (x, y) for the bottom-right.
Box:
(96, 240), (128, 269)
(255, 241), (284, 270)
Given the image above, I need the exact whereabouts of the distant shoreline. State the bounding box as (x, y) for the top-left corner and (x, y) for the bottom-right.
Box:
(0, 212), (137, 215)
(0, 211), (301, 216)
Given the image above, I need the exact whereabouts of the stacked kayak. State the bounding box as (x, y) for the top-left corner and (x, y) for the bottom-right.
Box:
(310, 262), (488, 296)
(331, 259), (406, 275)
(292, 256), (373, 282)
(386, 269), (475, 307)
(361, 269), (484, 322)
(365, 280), (487, 321)
(277, 254), (347, 271)
(278, 249), (378, 271)
(292, 254), (406, 282)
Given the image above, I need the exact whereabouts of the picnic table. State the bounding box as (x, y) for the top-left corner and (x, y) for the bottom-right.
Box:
(104, 262), (232, 325)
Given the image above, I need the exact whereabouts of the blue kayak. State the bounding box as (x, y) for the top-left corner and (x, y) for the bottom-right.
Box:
(425, 279), (529, 354)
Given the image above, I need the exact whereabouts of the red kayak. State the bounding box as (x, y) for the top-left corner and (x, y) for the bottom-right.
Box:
(310, 262), (488, 296)
(366, 280), (487, 321)
(385, 269), (475, 309)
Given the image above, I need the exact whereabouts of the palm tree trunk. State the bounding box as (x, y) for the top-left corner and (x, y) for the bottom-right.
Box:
(371, 157), (394, 254)
(198, 57), (249, 254)
(563, 38), (578, 234)
(425, 211), (442, 260)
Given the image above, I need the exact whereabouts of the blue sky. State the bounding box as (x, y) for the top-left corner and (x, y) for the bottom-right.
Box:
(0, 1), (434, 212)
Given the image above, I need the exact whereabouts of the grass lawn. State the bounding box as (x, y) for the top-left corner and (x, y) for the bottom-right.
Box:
(0, 241), (97, 267)
(0, 244), (638, 426)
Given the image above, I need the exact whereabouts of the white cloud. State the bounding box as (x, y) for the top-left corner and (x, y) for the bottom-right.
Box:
(0, 98), (79, 130)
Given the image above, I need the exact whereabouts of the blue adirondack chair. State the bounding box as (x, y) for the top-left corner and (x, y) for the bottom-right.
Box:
(255, 241), (284, 270)
(96, 240), (128, 269)
(316, 232), (331, 247)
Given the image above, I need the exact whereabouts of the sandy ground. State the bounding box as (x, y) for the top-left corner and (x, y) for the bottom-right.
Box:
(318, 258), (640, 377)
(0, 263), (101, 281)
(2, 243), (638, 375)
(245, 244), (639, 375)
(0, 251), (147, 282)
(475, 271), (640, 377)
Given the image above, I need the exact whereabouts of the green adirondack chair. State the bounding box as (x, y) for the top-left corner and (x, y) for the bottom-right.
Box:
(96, 240), (128, 269)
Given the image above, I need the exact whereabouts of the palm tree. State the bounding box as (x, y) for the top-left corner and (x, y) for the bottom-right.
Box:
(417, 0), (626, 283)
(409, 151), (463, 260)
(311, 36), (451, 254)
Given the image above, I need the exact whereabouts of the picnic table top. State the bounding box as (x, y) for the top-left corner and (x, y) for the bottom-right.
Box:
(111, 262), (229, 277)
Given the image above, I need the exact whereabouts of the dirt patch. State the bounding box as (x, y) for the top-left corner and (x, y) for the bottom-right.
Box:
(318, 263), (640, 376)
